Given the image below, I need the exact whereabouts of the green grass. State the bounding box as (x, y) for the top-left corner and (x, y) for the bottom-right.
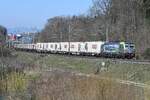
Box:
(15, 51), (150, 83)
(40, 55), (96, 72)
(36, 54), (150, 82)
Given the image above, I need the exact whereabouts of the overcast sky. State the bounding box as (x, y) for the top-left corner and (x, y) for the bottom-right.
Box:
(0, 0), (92, 29)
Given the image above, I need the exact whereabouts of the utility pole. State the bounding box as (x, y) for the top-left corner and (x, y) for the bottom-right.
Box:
(106, 23), (109, 42)
(32, 34), (34, 44)
(68, 23), (71, 53)
(60, 31), (62, 42)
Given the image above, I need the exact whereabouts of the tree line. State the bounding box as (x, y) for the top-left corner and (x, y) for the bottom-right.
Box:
(37, 0), (150, 53)
(0, 25), (7, 44)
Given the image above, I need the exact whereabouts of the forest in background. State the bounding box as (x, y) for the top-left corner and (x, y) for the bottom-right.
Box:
(37, 0), (150, 53)
(0, 25), (7, 44)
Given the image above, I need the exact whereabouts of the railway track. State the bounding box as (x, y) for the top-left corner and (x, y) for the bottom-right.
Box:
(111, 59), (150, 65)
(46, 53), (150, 65)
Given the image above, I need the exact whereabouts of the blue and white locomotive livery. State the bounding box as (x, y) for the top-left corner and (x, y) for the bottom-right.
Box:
(101, 42), (135, 58)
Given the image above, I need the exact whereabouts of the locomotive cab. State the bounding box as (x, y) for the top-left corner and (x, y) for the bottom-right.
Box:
(120, 42), (135, 58)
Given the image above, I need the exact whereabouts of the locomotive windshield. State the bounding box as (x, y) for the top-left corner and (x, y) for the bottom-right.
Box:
(125, 43), (135, 49)
(123, 43), (135, 54)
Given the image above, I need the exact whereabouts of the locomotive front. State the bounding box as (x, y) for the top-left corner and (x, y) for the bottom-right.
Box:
(101, 42), (135, 59)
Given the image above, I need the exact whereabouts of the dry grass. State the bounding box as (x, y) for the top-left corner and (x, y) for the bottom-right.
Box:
(1, 51), (150, 100)
(0, 72), (27, 93)
(30, 70), (145, 100)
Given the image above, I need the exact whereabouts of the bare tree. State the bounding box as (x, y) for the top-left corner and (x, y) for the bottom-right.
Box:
(89, 0), (112, 41)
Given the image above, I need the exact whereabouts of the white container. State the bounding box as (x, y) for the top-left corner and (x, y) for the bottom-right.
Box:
(70, 42), (80, 53)
(27, 44), (31, 50)
(43, 43), (48, 51)
(36, 43), (43, 51)
(79, 42), (88, 53)
(31, 44), (36, 50)
(86, 41), (104, 55)
(55, 43), (61, 52)
(24, 44), (28, 49)
(60, 42), (69, 53)
(35, 43), (39, 51)
(47, 43), (55, 52)
(46, 43), (51, 51)
(28, 44), (31, 50)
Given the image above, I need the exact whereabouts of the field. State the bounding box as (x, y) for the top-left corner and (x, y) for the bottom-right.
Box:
(0, 51), (150, 100)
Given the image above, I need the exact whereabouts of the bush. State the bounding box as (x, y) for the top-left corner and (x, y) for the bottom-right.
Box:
(0, 46), (11, 57)
(143, 48), (150, 59)
(0, 63), (27, 95)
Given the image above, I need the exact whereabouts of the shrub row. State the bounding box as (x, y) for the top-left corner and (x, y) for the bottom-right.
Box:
(0, 46), (11, 57)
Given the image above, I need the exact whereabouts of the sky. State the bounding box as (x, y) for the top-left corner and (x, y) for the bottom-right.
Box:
(0, 0), (92, 29)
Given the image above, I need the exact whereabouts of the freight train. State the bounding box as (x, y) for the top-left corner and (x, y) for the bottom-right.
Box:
(14, 41), (135, 59)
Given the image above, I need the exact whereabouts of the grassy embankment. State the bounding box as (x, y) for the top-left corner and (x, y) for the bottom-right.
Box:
(1, 51), (150, 100)
(16, 52), (150, 82)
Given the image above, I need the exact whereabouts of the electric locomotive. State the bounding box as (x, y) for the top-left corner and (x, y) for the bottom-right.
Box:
(101, 42), (135, 58)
